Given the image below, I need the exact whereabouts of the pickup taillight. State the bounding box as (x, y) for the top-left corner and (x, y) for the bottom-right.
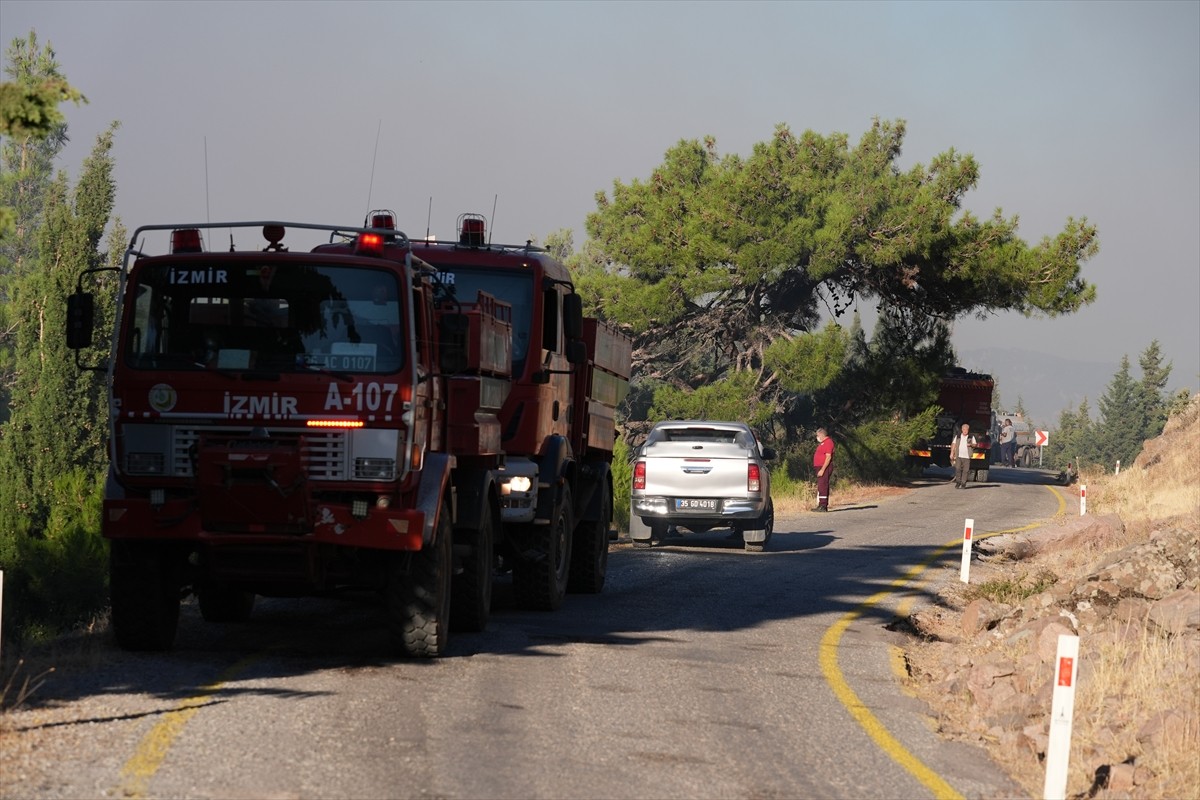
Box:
(748, 463), (761, 493)
(633, 460), (646, 490)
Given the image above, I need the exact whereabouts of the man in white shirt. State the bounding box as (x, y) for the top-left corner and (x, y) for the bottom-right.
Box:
(950, 423), (977, 489)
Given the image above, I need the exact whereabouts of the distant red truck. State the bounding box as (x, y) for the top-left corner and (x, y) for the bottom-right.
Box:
(906, 367), (994, 482)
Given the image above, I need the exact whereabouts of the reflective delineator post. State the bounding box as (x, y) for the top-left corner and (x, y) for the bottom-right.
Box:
(1080, 485), (1087, 516)
(1115, 459), (1121, 475)
(1043, 634), (1080, 800)
(959, 518), (974, 583)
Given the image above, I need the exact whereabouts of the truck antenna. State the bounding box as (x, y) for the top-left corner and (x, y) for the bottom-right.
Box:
(426, 196), (433, 241)
(365, 119), (382, 215)
(489, 194), (498, 245)
(204, 136), (211, 224)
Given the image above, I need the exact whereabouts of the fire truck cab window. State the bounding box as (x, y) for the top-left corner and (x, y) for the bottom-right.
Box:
(124, 262), (404, 374)
(433, 266), (532, 371)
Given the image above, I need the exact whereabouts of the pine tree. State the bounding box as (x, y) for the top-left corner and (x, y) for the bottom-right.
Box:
(0, 124), (118, 542)
(1095, 356), (1146, 470)
(1, 31), (81, 423)
(1047, 398), (1093, 470)
(1137, 340), (1171, 441)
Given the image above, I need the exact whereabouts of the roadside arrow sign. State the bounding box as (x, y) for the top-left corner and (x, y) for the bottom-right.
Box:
(1036, 430), (1049, 447)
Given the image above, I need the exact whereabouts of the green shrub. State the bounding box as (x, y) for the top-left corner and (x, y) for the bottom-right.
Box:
(0, 469), (108, 644)
(612, 436), (633, 531)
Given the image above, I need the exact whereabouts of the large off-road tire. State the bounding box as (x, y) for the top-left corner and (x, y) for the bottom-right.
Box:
(451, 506), (495, 633)
(198, 581), (255, 623)
(973, 468), (989, 482)
(386, 505), (452, 657)
(743, 499), (774, 553)
(513, 483), (574, 611)
(109, 540), (182, 652)
(568, 483), (611, 594)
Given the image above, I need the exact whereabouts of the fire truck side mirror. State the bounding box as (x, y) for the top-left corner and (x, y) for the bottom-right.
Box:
(66, 291), (95, 350)
(566, 340), (587, 366)
(563, 293), (583, 341)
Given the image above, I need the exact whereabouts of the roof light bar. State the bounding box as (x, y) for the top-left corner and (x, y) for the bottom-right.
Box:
(171, 228), (203, 253)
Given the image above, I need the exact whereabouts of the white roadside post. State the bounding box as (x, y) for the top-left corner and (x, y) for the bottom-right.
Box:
(959, 518), (974, 583)
(1043, 633), (1081, 800)
(1080, 485), (1087, 516)
(1115, 459), (1121, 475)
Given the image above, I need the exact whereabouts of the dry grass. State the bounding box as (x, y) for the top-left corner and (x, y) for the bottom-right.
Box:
(773, 479), (910, 516)
(1073, 620), (1200, 798)
(915, 395), (1200, 798)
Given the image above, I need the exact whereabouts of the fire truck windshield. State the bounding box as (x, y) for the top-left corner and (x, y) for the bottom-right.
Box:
(125, 261), (404, 374)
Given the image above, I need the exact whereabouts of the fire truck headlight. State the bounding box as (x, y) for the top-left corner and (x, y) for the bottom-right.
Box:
(354, 457), (396, 481)
(126, 452), (166, 475)
(349, 429), (399, 480)
(501, 475), (532, 495)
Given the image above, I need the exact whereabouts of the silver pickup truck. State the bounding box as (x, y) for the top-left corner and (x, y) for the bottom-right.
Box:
(629, 420), (775, 552)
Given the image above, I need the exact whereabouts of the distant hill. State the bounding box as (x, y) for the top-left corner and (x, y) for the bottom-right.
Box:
(955, 347), (1119, 428)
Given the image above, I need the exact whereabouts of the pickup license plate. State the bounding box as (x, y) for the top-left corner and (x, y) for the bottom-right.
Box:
(675, 498), (719, 511)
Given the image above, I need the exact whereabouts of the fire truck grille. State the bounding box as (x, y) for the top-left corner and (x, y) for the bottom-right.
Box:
(172, 426), (348, 481)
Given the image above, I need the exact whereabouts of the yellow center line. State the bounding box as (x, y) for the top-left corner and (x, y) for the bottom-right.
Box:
(818, 484), (1066, 799)
(117, 652), (265, 798)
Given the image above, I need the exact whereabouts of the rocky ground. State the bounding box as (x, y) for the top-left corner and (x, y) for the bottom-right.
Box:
(900, 405), (1200, 799)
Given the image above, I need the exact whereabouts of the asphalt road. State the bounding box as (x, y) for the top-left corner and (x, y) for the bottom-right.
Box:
(1, 466), (1068, 800)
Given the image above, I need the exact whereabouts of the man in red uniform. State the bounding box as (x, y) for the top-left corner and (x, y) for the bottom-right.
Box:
(813, 427), (834, 512)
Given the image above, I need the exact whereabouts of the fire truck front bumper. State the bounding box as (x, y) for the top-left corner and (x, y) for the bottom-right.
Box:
(102, 497), (426, 551)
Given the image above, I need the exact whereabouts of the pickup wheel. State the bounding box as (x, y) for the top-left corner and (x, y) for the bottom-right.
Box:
(109, 541), (181, 652)
(451, 506), (494, 633)
(198, 582), (255, 623)
(387, 504), (452, 658)
(568, 483), (610, 594)
(743, 500), (774, 553)
(514, 483), (573, 611)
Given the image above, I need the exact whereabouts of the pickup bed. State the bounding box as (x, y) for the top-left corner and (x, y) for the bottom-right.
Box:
(629, 420), (775, 552)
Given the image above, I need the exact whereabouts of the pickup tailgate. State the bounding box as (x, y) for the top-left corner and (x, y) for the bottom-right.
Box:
(641, 441), (752, 498)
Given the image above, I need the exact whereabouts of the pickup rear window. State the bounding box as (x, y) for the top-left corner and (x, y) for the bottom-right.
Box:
(646, 427), (757, 449)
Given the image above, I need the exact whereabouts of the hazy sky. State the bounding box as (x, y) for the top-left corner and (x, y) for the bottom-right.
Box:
(4, 0), (1198, 416)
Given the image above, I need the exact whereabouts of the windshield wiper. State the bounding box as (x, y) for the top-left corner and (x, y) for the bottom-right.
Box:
(295, 363), (354, 383)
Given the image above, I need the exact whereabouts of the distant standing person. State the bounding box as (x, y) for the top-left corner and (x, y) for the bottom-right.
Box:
(999, 418), (1016, 467)
(951, 422), (977, 488)
(813, 428), (834, 511)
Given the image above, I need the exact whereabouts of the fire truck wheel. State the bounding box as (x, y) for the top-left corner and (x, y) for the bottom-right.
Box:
(451, 508), (494, 633)
(387, 505), (453, 658)
(973, 468), (989, 482)
(109, 541), (181, 652)
(198, 582), (256, 623)
(568, 484), (610, 594)
(513, 483), (573, 611)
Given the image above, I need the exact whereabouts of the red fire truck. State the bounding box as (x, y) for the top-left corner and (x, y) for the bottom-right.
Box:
(315, 212), (632, 611)
(906, 367), (994, 482)
(66, 213), (629, 656)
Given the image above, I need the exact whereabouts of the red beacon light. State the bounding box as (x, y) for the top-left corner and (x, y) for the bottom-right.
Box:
(458, 214), (486, 247)
(356, 231), (385, 257)
(171, 228), (203, 253)
(357, 209), (396, 256)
